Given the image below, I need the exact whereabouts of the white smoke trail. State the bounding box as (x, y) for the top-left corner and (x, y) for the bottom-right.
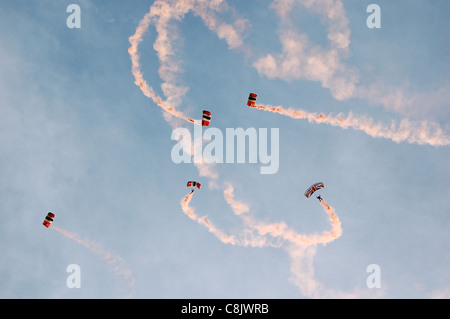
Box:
(180, 183), (348, 298)
(128, 1), (195, 126)
(221, 185), (385, 298)
(252, 103), (450, 147)
(51, 225), (135, 298)
(180, 189), (236, 245)
(128, 0), (245, 186)
(128, 0), (249, 127)
(254, 0), (357, 101)
(249, 0), (449, 145)
(223, 182), (342, 247)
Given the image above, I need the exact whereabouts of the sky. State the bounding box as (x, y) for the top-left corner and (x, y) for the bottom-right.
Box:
(0, 0), (449, 299)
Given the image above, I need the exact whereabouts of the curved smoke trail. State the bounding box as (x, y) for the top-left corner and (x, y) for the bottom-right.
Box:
(180, 183), (346, 298)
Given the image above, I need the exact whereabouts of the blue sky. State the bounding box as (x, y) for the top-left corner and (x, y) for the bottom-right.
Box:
(0, 0), (449, 298)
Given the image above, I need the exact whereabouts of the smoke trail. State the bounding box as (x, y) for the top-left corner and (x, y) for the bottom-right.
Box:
(180, 190), (236, 245)
(128, 2), (197, 126)
(181, 182), (345, 298)
(222, 183), (342, 248)
(51, 225), (135, 298)
(252, 103), (450, 147)
(221, 184), (384, 298)
(181, 187), (284, 248)
(128, 0), (248, 127)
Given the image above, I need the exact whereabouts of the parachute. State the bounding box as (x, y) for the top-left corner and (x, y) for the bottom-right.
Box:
(187, 181), (201, 189)
(247, 93), (257, 107)
(202, 110), (211, 127)
(43, 212), (55, 228)
(304, 182), (325, 198)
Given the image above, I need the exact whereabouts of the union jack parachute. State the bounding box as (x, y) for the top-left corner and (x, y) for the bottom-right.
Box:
(304, 182), (325, 198)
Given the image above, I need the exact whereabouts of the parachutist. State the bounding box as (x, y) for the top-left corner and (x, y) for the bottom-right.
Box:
(43, 212), (55, 228)
(247, 93), (257, 107)
(202, 110), (211, 127)
(316, 195), (323, 202)
(304, 182), (325, 198)
(187, 181), (201, 189)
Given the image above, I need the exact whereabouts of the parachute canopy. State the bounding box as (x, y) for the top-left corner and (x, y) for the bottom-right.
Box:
(247, 93), (257, 107)
(187, 181), (201, 189)
(304, 182), (324, 198)
(202, 110), (211, 127)
(43, 212), (55, 228)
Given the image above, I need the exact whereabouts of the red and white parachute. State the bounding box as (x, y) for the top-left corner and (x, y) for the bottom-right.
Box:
(202, 110), (211, 127)
(43, 212), (55, 228)
(247, 93), (257, 107)
(187, 181), (201, 189)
